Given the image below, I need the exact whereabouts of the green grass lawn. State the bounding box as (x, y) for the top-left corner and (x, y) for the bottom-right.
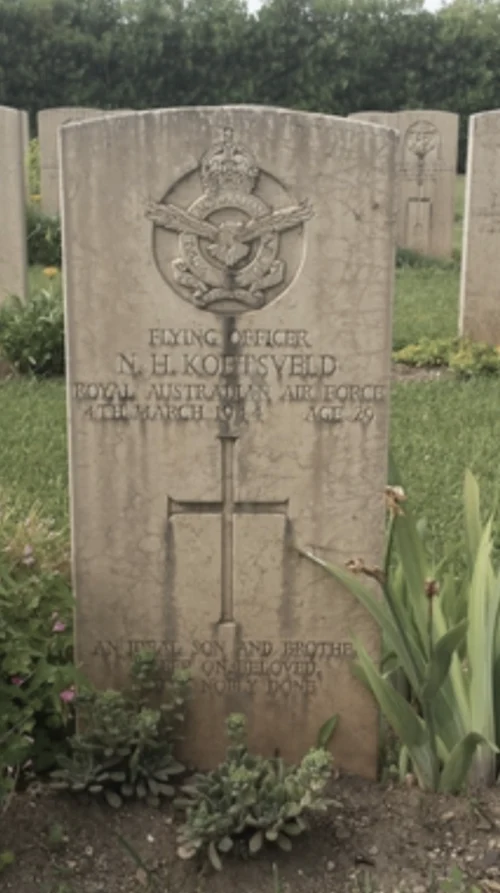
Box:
(0, 379), (68, 532)
(393, 264), (459, 347)
(391, 378), (500, 559)
(2, 173), (498, 568)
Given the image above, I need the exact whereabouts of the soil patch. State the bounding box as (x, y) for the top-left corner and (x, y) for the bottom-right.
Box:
(2, 775), (500, 893)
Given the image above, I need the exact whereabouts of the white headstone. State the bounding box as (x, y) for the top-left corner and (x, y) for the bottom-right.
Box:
(460, 111), (500, 344)
(62, 107), (397, 777)
(0, 106), (27, 301)
(39, 107), (110, 215)
(21, 110), (30, 198)
(348, 111), (393, 128)
(350, 109), (458, 257)
(397, 110), (458, 258)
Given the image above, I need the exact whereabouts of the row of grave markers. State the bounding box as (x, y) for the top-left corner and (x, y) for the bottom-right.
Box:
(0, 103), (498, 775)
(1, 104), (499, 347)
(0, 107), (28, 300)
(0, 106), (124, 302)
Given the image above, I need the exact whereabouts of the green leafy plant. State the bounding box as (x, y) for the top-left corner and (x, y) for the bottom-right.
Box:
(440, 866), (481, 893)
(449, 340), (500, 377)
(393, 337), (459, 368)
(393, 337), (500, 376)
(0, 280), (64, 376)
(272, 863), (284, 893)
(26, 204), (61, 268)
(301, 466), (500, 793)
(0, 538), (75, 807)
(47, 822), (67, 849)
(51, 652), (190, 808)
(175, 713), (332, 870)
(0, 850), (14, 873)
(316, 713), (338, 749)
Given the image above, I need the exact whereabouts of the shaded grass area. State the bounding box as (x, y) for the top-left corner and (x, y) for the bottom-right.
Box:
(1, 376), (500, 567)
(393, 264), (459, 348)
(0, 379), (68, 534)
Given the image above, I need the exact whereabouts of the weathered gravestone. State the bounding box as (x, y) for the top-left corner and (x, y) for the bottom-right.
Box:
(0, 105), (27, 301)
(348, 111), (393, 129)
(350, 110), (458, 257)
(460, 111), (500, 345)
(21, 110), (30, 198)
(38, 107), (112, 215)
(62, 107), (397, 776)
(396, 110), (458, 258)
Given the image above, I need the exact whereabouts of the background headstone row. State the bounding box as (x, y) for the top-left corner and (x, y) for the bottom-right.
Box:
(0, 105), (498, 345)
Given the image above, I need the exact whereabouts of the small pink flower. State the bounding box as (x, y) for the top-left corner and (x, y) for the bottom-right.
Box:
(52, 620), (66, 633)
(59, 687), (75, 704)
(11, 676), (24, 686)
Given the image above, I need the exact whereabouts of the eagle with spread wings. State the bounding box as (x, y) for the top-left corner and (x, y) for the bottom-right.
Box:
(146, 199), (313, 269)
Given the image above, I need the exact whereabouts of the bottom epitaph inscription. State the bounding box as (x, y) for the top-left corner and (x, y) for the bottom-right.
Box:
(92, 638), (354, 699)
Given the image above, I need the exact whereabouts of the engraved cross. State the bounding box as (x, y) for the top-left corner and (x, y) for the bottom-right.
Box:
(167, 317), (289, 625)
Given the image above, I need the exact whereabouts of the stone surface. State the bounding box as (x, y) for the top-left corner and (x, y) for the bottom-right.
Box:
(0, 105), (28, 301)
(350, 109), (458, 257)
(348, 111), (393, 129)
(21, 110), (30, 198)
(39, 107), (115, 215)
(396, 110), (458, 258)
(460, 110), (500, 345)
(61, 106), (397, 776)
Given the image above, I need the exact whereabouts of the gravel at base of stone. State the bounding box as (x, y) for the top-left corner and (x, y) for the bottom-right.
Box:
(1, 774), (500, 893)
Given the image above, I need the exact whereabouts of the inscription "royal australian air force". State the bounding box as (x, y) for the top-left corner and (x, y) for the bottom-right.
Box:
(74, 327), (386, 425)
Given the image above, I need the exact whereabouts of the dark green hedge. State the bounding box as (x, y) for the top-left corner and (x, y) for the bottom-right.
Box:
(2, 0), (499, 172)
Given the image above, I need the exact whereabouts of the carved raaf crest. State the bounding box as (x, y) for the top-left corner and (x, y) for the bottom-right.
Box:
(146, 128), (313, 315)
